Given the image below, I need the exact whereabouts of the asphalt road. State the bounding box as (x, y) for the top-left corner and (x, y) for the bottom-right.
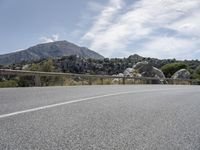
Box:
(0, 85), (200, 150)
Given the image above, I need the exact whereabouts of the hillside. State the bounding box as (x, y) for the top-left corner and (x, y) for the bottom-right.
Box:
(4, 54), (199, 76)
(0, 41), (104, 65)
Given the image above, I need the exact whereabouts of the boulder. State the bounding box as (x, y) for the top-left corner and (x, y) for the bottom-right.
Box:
(132, 72), (142, 78)
(117, 73), (124, 77)
(128, 61), (166, 84)
(172, 69), (191, 79)
(133, 61), (165, 79)
(137, 63), (153, 77)
(22, 64), (30, 70)
(152, 67), (165, 79)
(123, 68), (134, 77)
(133, 61), (148, 70)
(113, 61), (167, 84)
(112, 73), (124, 83)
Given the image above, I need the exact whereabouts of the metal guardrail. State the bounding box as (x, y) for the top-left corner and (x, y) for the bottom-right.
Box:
(0, 69), (199, 86)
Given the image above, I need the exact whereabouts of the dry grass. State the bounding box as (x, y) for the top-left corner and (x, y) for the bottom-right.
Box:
(0, 75), (195, 88)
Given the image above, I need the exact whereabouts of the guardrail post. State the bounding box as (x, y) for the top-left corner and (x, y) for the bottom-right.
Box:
(89, 77), (92, 85)
(101, 78), (104, 85)
(133, 79), (136, 84)
(123, 77), (125, 85)
(34, 75), (41, 87)
(81, 80), (84, 85)
(149, 79), (152, 84)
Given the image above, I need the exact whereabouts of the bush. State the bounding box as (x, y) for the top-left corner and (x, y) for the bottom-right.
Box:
(192, 65), (200, 80)
(0, 80), (18, 88)
(161, 63), (188, 78)
(17, 76), (35, 87)
(195, 65), (200, 75)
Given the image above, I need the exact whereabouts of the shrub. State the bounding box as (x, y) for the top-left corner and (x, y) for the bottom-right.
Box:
(0, 80), (18, 88)
(192, 65), (200, 80)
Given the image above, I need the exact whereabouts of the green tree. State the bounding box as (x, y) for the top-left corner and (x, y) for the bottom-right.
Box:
(40, 59), (54, 72)
(29, 63), (40, 71)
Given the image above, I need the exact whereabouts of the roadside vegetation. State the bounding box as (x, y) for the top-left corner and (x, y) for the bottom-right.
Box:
(1, 55), (200, 87)
(0, 80), (18, 88)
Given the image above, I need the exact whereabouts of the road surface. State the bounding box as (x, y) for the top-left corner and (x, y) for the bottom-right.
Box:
(0, 85), (200, 150)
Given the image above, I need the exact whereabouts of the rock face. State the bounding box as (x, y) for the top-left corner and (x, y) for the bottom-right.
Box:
(172, 69), (191, 79)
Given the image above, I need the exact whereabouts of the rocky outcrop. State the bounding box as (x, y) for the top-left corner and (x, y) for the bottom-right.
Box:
(121, 61), (167, 84)
(133, 61), (149, 70)
(172, 69), (191, 79)
(132, 61), (165, 78)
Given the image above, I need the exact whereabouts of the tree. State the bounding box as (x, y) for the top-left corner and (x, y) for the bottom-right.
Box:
(40, 59), (54, 72)
(29, 63), (40, 71)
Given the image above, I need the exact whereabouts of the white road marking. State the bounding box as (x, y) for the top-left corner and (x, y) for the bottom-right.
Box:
(0, 88), (186, 119)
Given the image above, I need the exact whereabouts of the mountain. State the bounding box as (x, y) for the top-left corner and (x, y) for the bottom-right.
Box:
(0, 41), (104, 65)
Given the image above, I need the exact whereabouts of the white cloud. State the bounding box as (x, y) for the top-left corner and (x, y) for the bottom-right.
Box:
(168, 9), (200, 37)
(139, 36), (199, 59)
(82, 0), (200, 59)
(83, 0), (124, 39)
(40, 34), (59, 43)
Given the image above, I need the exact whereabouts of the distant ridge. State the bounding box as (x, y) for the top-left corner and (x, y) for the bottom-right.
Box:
(0, 40), (104, 65)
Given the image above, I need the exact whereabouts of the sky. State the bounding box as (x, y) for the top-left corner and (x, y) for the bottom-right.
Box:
(0, 0), (200, 60)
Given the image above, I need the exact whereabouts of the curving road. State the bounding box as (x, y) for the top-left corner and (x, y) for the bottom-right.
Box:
(0, 85), (200, 150)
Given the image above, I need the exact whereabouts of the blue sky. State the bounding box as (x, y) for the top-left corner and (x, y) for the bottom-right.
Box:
(0, 0), (200, 60)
